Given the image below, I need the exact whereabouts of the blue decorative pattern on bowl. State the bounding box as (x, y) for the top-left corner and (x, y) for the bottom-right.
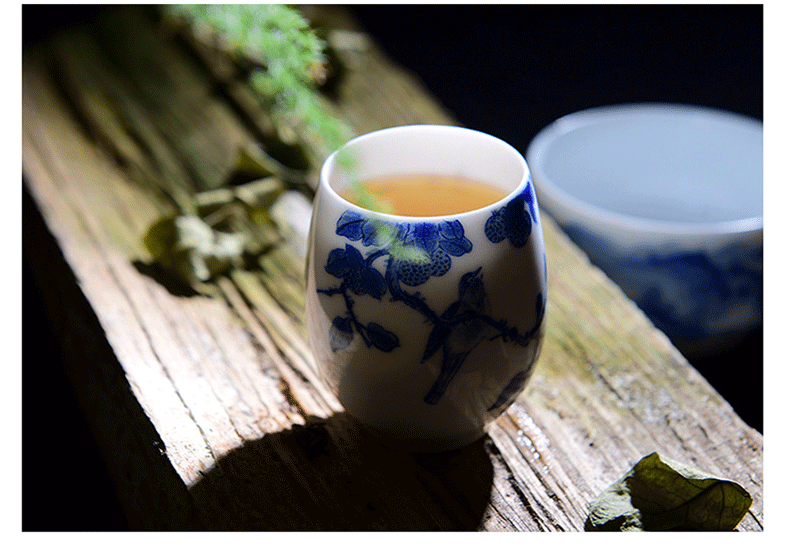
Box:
(563, 224), (762, 348)
(527, 104), (762, 359)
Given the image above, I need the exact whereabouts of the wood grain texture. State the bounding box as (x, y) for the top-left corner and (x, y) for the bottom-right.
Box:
(22, 5), (762, 530)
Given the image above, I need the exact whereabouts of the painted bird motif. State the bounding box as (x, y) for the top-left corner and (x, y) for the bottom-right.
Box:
(422, 268), (497, 404)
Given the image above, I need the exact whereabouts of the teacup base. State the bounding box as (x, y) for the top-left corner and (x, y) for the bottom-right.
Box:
(352, 416), (488, 453)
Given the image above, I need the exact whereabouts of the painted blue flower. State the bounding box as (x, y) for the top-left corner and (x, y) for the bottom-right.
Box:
(484, 184), (536, 247)
(394, 220), (473, 286)
(335, 211), (398, 248)
(325, 244), (387, 299)
(334, 211), (472, 287)
(336, 211), (367, 242)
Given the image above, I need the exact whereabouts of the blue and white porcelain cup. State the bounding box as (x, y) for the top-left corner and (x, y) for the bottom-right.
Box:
(305, 125), (548, 452)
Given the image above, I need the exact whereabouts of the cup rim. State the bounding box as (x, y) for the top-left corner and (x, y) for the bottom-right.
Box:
(320, 124), (531, 222)
(526, 103), (763, 238)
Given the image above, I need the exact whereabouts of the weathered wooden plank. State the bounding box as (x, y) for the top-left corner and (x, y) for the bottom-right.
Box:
(24, 61), (239, 487)
(22, 5), (762, 531)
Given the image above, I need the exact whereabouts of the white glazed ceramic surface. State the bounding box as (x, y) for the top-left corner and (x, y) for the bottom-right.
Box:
(306, 125), (548, 451)
(527, 104), (762, 357)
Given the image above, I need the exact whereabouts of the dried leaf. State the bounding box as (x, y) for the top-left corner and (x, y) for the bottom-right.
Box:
(586, 452), (752, 531)
(143, 214), (250, 285)
(233, 142), (311, 185)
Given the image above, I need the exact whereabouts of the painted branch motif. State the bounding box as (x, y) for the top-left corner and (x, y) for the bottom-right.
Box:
(317, 187), (545, 406)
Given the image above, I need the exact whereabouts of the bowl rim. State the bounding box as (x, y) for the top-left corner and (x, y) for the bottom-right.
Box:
(526, 103), (763, 237)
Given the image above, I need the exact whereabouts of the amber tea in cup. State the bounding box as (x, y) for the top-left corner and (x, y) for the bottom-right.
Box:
(340, 174), (508, 217)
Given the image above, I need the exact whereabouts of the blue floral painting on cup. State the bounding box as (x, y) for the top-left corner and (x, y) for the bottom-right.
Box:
(318, 187), (545, 407)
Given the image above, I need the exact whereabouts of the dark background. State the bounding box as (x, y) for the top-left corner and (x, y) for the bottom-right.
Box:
(23, 4), (762, 531)
(348, 4), (763, 153)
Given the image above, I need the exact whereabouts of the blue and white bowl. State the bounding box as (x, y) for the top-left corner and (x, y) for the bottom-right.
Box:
(527, 104), (762, 359)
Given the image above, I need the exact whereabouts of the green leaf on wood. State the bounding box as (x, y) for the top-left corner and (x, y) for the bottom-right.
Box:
(585, 452), (752, 531)
(164, 4), (350, 158)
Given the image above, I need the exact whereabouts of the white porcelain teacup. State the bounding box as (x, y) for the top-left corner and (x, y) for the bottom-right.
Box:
(306, 125), (547, 452)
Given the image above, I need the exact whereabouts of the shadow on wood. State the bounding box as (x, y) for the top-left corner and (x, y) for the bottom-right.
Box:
(24, 185), (493, 530)
(188, 413), (494, 530)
